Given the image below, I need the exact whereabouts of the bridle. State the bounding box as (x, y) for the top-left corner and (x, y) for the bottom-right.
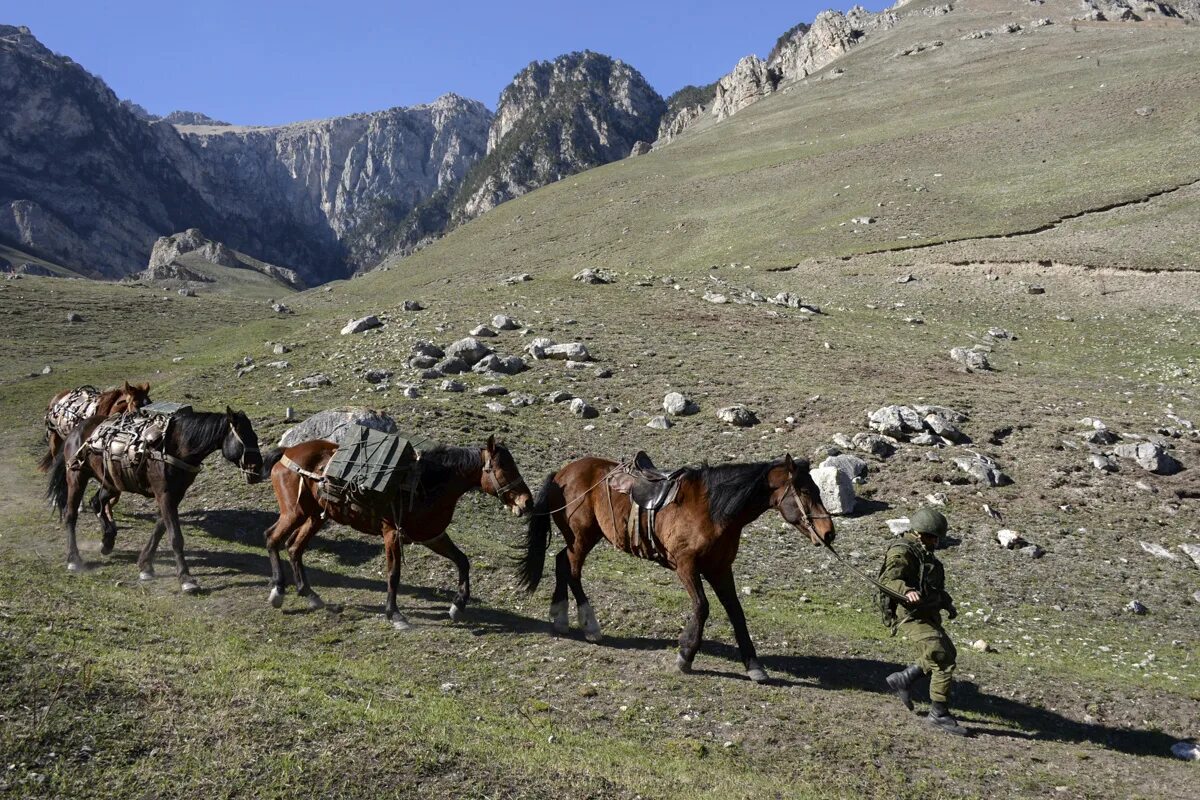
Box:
(482, 457), (527, 506)
(777, 479), (832, 542)
(227, 419), (261, 478)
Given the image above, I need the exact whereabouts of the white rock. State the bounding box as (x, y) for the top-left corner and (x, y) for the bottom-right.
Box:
(717, 405), (758, 427)
(341, 315), (382, 335)
(663, 392), (699, 416)
(809, 467), (856, 515)
(971, 640), (992, 653)
(646, 415), (673, 430)
(1139, 541), (1177, 561)
(542, 342), (591, 361)
(997, 529), (1025, 549)
(886, 518), (911, 535)
(1177, 543), (1200, 569)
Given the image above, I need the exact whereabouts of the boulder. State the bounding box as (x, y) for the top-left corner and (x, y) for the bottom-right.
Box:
(492, 314), (521, 330)
(341, 315), (382, 335)
(470, 325), (498, 338)
(66, 311), (83, 322)
(476, 385), (508, 396)
(412, 340), (445, 359)
(1139, 541), (1177, 561)
(409, 355), (438, 369)
(298, 374), (332, 388)
(542, 343), (591, 361)
(279, 408), (396, 447)
(629, 140), (652, 156)
(717, 405), (758, 427)
(924, 414), (967, 443)
(868, 405), (923, 438)
(569, 398), (598, 419)
(851, 432), (896, 457)
(435, 356), (470, 375)
(573, 268), (614, 284)
(953, 453), (1012, 486)
(546, 390), (574, 404)
(440, 380), (466, 392)
(524, 336), (556, 359)
(997, 530), (1025, 549)
(364, 369), (393, 384)
(915, 405), (967, 424)
(950, 346), (991, 372)
(502, 273), (533, 285)
(1114, 441), (1182, 475)
(1126, 600), (1147, 615)
(472, 354), (527, 375)
(646, 415), (673, 430)
(819, 454), (868, 481)
(402, 300), (424, 311)
(663, 392), (700, 416)
(809, 466), (856, 515)
(1179, 543), (1200, 569)
(445, 337), (493, 366)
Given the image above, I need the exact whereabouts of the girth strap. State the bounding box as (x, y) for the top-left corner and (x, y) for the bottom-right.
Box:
(281, 454), (324, 482)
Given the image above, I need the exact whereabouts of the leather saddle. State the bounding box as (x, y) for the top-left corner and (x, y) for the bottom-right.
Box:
(607, 451), (686, 559)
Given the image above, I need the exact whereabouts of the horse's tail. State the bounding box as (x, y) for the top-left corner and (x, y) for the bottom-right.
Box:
(45, 449), (69, 519)
(260, 446), (285, 482)
(517, 472), (560, 593)
(36, 446), (54, 474)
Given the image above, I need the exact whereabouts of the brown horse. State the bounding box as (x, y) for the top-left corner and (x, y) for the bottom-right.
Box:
(261, 435), (533, 628)
(47, 407), (263, 592)
(517, 454), (834, 683)
(39, 382), (152, 472)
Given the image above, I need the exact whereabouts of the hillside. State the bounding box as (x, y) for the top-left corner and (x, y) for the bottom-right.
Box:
(0, 1), (1197, 798)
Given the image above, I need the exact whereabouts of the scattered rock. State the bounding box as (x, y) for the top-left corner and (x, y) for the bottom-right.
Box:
(1019, 544), (1045, 559)
(852, 432), (896, 457)
(470, 325), (498, 338)
(971, 640), (993, 653)
(895, 274), (915, 284)
(997, 529), (1025, 549)
(485, 402), (508, 413)
(1089, 454), (1117, 472)
(868, 405), (924, 438)
(436, 356), (470, 375)
(886, 518), (911, 535)
(703, 291), (729, 304)
(646, 415), (673, 430)
(717, 405), (758, 427)
(178, 287), (196, 297)
(569, 398), (598, 419)
(850, 216), (875, 225)
(819, 453), (868, 481)
(1179, 543), (1200, 569)
(284, 407), (297, 422)
(924, 414), (967, 443)
(1113, 441), (1182, 475)
(594, 367), (613, 379)
(402, 300), (424, 311)
(409, 355), (438, 369)
(341, 315), (382, 335)
(541, 343), (591, 361)
(1139, 541), (1178, 561)
(272, 343), (290, 355)
(954, 452), (1012, 486)
(365, 369), (393, 384)
(477, 385), (509, 396)
(663, 392), (700, 416)
(809, 466), (856, 515)
(986, 327), (1014, 340)
(492, 314), (521, 330)
(950, 346), (991, 372)
(1027, 285), (1045, 295)
(546, 390), (574, 404)
(502, 273), (533, 285)
(419, 368), (442, 379)
(1135, 106), (1155, 118)
(509, 393), (537, 407)
(66, 311), (83, 322)
(279, 407), (395, 447)
(412, 341), (445, 359)
(473, 354), (528, 375)
(445, 337), (493, 366)
(400, 385), (420, 399)
(41, 366), (52, 375)
(297, 374), (332, 388)
(573, 268), (614, 284)
(272, 303), (292, 314)
(1126, 600), (1147, 615)
(440, 380), (466, 393)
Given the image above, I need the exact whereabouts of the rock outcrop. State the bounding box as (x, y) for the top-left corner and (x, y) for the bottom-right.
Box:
(141, 228), (305, 289)
(455, 52), (666, 221)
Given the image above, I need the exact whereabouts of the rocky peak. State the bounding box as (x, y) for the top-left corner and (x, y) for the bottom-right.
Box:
(161, 110), (229, 126)
(145, 228), (304, 288)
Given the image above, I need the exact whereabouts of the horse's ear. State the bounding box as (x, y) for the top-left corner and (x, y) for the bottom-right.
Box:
(784, 453), (796, 472)
(122, 381), (132, 392)
(486, 434), (497, 453)
(225, 405), (236, 419)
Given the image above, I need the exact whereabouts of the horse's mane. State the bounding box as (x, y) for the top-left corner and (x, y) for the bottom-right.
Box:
(417, 444), (483, 498)
(698, 460), (779, 526)
(171, 411), (230, 453)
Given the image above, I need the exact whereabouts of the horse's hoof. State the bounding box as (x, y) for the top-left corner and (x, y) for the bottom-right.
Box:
(138, 570), (155, 582)
(448, 602), (463, 622)
(66, 561), (83, 573)
(578, 603), (603, 643)
(180, 581), (201, 595)
(549, 600), (569, 635)
(391, 616), (412, 631)
(306, 594), (325, 611)
(675, 654), (694, 674)
(584, 628), (604, 643)
(268, 587), (284, 608)
(100, 543), (114, 556)
(747, 667), (770, 684)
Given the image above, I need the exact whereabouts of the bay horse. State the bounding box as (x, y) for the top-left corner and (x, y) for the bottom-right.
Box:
(517, 454), (834, 683)
(46, 407), (263, 593)
(38, 382), (152, 472)
(261, 435), (533, 628)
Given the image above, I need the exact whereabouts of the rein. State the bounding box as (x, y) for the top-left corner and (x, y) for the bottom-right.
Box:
(227, 419), (260, 477)
(527, 463), (628, 519)
(820, 538), (913, 605)
(482, 462), (526, 504)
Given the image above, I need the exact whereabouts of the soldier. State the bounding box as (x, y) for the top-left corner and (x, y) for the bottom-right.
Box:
(881, 507), (969, 736)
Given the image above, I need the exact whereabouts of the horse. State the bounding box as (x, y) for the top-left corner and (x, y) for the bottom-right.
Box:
(516, 453), (835, 683)
(38, 382), (152, 472)
(46, 406), (263, 593)
(260, 434), (533, 628)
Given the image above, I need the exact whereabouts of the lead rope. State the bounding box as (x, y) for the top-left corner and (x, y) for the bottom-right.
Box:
(820, 538), (914, 605)
(525, 462), (630, 520)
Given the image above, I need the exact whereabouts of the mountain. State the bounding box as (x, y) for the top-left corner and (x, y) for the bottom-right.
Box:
(0, 24), (490, 283)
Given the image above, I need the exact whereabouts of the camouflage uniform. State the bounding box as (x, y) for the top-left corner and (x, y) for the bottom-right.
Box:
(881, 532), (957, 702)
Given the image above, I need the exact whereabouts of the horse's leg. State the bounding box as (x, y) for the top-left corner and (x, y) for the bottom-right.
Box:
(63, 468), (87, 572)
(156, 492), (198, 594)
(550, 548), (571, 634)
(264, 514), (299, 607)
(567, 532), (603, 642)
(137, 520), (166, 580)
(383, 526), (410, 630)
(674, 558), (710, 673)
(421, 534), (470, 621)
(94, 488), (120, 555)
(286, 515), (326, 610)
(708, 566), (768, 683)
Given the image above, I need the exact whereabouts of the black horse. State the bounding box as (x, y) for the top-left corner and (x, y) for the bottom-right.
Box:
(47, 407), (263, 593)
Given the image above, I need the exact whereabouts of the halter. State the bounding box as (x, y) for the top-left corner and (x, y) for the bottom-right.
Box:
(227, 419), (261, 477)
(777, 480), (832, 540)
(482, 457), (526, 505)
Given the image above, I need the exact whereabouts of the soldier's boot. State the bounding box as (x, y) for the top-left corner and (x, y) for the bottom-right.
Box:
(885, 664), (923, 712)
(926, 701), (970, 737)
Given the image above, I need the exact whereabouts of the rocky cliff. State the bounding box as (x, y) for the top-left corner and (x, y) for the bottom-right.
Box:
(0, 25), (491, 282)
(454, 52), (666, 221)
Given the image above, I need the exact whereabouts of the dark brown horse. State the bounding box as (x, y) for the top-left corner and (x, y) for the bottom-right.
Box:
(261, 435), (533, 628)
(38, 382), (152, 472)
(517, 454), (834, 683)
(47, 407), (263, 593)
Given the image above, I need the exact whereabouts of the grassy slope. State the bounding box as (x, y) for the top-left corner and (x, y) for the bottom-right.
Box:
(2, 3), (1199, 798)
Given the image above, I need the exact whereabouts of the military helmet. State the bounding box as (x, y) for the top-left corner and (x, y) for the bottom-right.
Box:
(910, 507), (948, 537)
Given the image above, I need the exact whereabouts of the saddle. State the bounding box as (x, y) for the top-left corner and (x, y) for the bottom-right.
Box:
(607, 451), (686, 560)
(72, 405), (193, 491)
(47, 386), (101, 435)
(311, 425), (420, 526)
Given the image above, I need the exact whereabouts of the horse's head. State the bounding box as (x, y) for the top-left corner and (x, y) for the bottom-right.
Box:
(222, 406), (263, 484)
(770, 454), (835, 547)
(116, 381), (152, 413)
(480, 435), (533, 516)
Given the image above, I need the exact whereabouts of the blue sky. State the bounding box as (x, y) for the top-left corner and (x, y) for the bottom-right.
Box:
(11, 1), (888, 125)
